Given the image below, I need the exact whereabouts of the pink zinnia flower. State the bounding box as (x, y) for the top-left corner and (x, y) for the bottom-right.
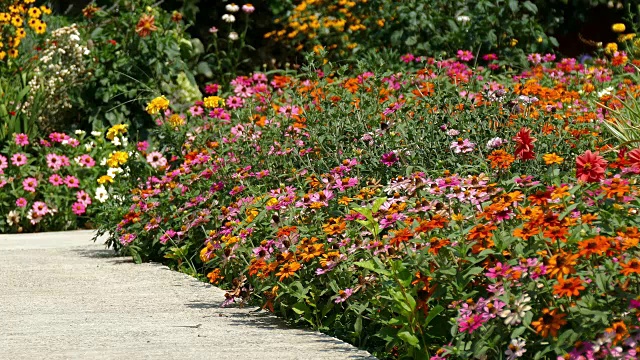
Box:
(119, 233), (137, 246)
(49, 174), (64, 186)
(11, 153), (28, 166)
(32, 201), (49, 217)
(226, 96), (244, 109)
(189, 105), (204, 117)
(16, 197), (28, 208)
(71, 202), (86, 215)
(334, 288), (354, 303)
(46, 153), (62, 170)
(64, 175), (80, 188)
(0, 154), (7, 173)
(242, 4), (255, 13)
(76, 190), (92, 206)
(457, 50), (474, 61)
(22, 177), (38, 192)
(146, 151), (167, 168)
(14, 133), (29, 146)
(79, 154), (96, 168)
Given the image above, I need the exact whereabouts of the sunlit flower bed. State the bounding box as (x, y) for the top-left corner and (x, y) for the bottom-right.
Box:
(0, 127), (152, 233)
(90, 53), (640, 359)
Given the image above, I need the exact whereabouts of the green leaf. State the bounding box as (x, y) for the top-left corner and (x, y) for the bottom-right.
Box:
(354, 315), (363, 335)
(425, 305), (444, 326)
(508, 0), (519, 12)
(523, 1), (538, 13)
(511, 326), (526, 338)
(397, 330), (421, 348)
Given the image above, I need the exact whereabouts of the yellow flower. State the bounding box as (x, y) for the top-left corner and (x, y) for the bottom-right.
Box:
(203, 96), (224, 108)
(107, 151), (129, 167)
(0, 51), (6, 60)
(167, 114), (185, 126)
(451, 213), (465, 222)
(146, 96), (170, 114)
(11, 15), (23, 27)
(612, 23), (626, 33)
(97, 175), (114, 184)
(106, 124), (128, 140)
(605, 42), (618, 54)
(28, 7), (40, 18)
(510, 39), (518, 47)
(543, 153), (564, 165)
(8, 48), (18, 58)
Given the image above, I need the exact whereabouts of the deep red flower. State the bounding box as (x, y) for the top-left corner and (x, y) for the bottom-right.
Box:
(627, 148), (640, 167)
(576, 150), (607, 182)
(513, 127), (536, 160)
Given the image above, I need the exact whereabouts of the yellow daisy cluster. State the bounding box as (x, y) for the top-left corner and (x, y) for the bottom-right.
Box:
(0, 0), (50, 61)
(264, 0), (367, 54)
(146, 95), (170, 115)
(107, 151), (129, 168)
(106, 124), (128, 140)
(203, 96), (224, 108)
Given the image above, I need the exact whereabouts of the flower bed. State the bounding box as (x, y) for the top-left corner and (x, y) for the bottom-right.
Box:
(0, 127), (151, 233)
(94, 53), (640, 358)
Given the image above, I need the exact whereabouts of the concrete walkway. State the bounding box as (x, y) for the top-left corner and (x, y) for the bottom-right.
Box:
(0, 231), (374, 360)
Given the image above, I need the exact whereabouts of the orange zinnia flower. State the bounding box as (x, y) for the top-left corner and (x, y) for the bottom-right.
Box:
(553, 276), (585, 297)
(546, 252), (579, 279)
(531, 308), (567, 337)
(620, 258), (640, 276)
(206, 268), (224, 284)
(487, 149), (515, 169)
(606, 321), (628, 343)
(136, 14), (158, 37)
(389, 228), (413, 246)
(577, 236), (610, 258)
(276, 261), (301, 281)
(322, 217), (347, 235)
(543, 226), (568, 242)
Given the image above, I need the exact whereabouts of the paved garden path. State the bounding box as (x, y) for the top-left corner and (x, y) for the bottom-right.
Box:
(0, 230), (375, 360)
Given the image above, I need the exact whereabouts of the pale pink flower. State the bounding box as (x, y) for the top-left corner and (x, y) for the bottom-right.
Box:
(11, 153), (27, 166)
(22, 177), (38, 192)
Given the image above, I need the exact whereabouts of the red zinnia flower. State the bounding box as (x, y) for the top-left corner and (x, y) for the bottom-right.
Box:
(576, 150), (607, 182)
(627, 148), (640, 167)
(513, 127), (536, 160)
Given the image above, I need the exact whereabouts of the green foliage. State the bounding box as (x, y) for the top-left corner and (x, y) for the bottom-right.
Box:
(77, 0), (198, 133)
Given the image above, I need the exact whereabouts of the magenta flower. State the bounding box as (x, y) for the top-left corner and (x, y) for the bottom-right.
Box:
(71, 202), (86, 215)
(14, 133), (29, 146)
(137, 141), (149, 152)
(205, 83), (219, 95)
(64, 175), (80, 188)
(22, 177), (38, 192)
(457, 313), (485, 334)
(381, 151), (399, 166)
(16, 197), (28, 208)
(0, 154), (7, 173)
(49, 174), (64, 186)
